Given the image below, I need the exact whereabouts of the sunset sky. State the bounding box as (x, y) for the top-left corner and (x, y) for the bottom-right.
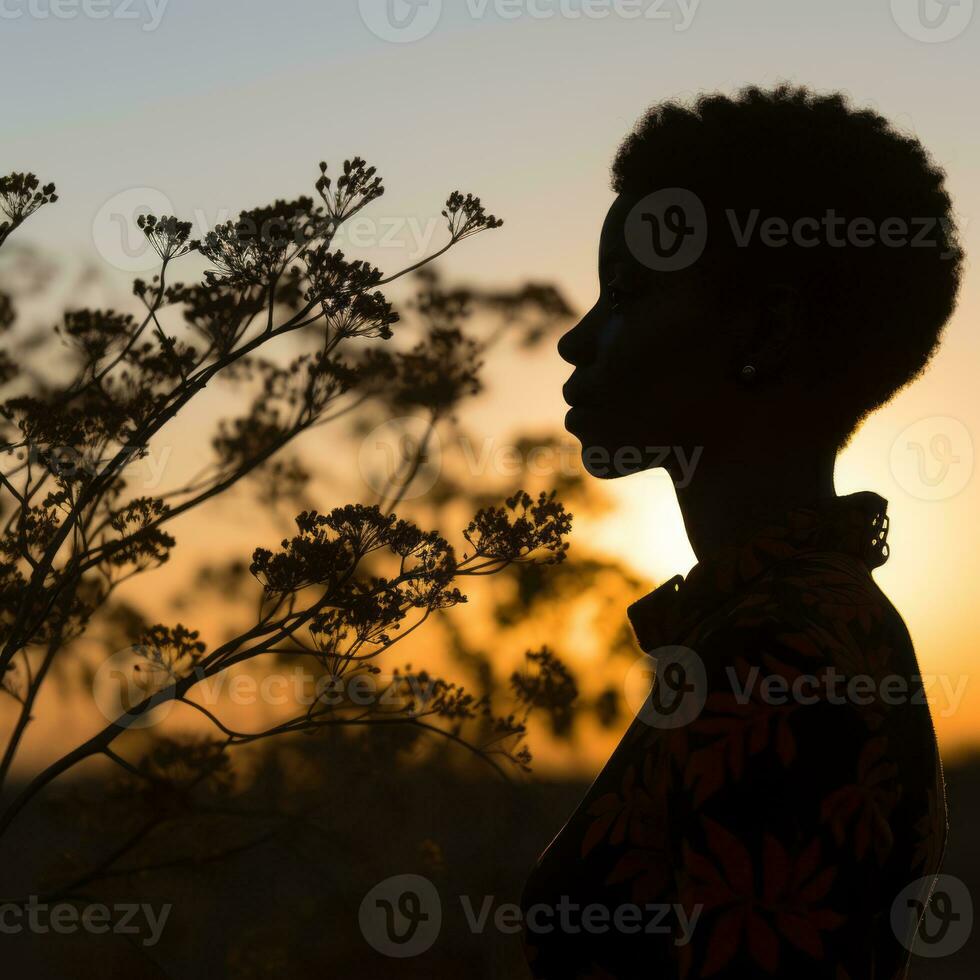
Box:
(3, 0), (979, 757)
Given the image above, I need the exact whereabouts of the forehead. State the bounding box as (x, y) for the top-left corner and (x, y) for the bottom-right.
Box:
(597, 192), (710, 296)
(598, 194), (635, 267)
(598, 193), (667, 283)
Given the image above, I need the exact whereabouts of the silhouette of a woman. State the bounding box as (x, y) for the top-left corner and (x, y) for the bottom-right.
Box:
(522, 86), (960, 979)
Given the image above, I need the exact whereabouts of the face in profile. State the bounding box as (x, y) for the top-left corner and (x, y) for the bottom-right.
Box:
(558, 194), (740, 482)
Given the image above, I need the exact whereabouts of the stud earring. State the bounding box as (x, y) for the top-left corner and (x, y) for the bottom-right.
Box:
(740, 364), (758, 382)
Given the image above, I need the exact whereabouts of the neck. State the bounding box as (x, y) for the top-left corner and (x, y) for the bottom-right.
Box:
(672, 442), (838, 563)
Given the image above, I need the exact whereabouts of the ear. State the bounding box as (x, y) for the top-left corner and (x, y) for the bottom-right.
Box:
(742, 282), (802, 380)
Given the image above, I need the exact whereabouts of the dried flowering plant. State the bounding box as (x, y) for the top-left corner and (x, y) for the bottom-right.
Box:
(0, 160), (574, 864)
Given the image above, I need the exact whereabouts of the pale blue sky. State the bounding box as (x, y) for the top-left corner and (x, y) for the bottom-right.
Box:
(4, 0), (978, 302)
(4, 0), (980, 747)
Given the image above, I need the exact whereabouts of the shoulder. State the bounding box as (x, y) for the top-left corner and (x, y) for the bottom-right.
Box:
(662, 551), (913, 808)
(689, 550), (913, 679)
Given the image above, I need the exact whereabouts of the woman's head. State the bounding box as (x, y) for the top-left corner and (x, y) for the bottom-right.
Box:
(560, 85), (963, 480)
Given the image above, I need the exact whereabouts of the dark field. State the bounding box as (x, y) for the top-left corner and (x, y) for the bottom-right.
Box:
(3, 738), (978, 979)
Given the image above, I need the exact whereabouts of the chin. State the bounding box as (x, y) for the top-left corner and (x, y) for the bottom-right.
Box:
(566, 402), (681, 478)
(565, 414), (671, 480)
(570, 433), (651, 480)
(580, 450), (633, 480)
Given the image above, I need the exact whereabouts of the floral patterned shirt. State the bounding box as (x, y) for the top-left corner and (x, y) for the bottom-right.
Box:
(521, 492), (947, 979)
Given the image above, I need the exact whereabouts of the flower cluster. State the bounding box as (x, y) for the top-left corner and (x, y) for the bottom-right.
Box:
(137, 214), (198, 262)
(57, 308), (135, 364)
(0, 172), (57, 246)
(443, 191), (503, 242)
(463, 490), (572, 566)
(136, 622), (208, 674)
(315, 157), (385, 223)
(105, 496), (175, 568)
(198, 197), (322, 287)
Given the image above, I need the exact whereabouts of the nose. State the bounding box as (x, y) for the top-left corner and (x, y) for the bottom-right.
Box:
(557, 305), (597, 366)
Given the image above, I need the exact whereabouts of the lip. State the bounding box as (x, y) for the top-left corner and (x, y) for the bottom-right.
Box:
(562, 376), (593, 409)
(563, 405), (591, 431)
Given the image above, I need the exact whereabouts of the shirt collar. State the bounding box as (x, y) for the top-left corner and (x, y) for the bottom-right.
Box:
(627, 491), (890, 653)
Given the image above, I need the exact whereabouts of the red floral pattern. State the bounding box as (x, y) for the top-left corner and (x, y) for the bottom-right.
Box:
(521, 493), (947, 980)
